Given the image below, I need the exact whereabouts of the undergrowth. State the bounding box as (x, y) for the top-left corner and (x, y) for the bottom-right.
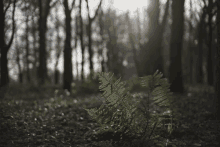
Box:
(83, 70), (177, 146)
(0, 71), (219, 147)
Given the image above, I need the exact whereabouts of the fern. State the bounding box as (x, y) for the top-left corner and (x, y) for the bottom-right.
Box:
(84, 70), (174, 145)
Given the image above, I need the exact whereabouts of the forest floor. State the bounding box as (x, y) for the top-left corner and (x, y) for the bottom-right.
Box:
(0, 83), (220, 147)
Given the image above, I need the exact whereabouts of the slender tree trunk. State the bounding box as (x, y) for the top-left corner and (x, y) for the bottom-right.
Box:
(79, 0), (85, 81)
(85, 0), (102, 80)
(169, 0), (185, 93)
(98, 9), (105, 73)
(75, 16), (79, 81)
(215, 0), (220, 122)
(207, 0), (214, 86)
(54, 6), (62, 85)
(153, 0), (170, 76)
(0, 0), (16, 87)
(25, 3), (30, 82)
(32, 15), (38, 77)
(63, 0), (73, 92)
(196, 9), (206, 84)
(188, 0), (193, 84)
(15, 32), (23, 83)
(87, 22), (94, 79)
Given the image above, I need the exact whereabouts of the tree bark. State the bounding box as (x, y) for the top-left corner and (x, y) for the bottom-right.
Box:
(79, 0), (85, 81)
(196, 7), (206, 84)
(25, 1), (30, 83)
(38, 0), (50, 85)
(15, 32), (23, 83)
(207, 0), (214, 86)
(98, 9), (105, 73)
(137, 0), (169, 77)
(0, 0), (16, 87)
(31, 13), (38, 80)
(169, 0), (185, 93)
(215, 0), (220, 121)
(74, 15), (79, 81)
(54, 5), (62, 85)
(63, 0), (74, 92)
(214, 5), (220, 147)
(188, 0), (193, 84)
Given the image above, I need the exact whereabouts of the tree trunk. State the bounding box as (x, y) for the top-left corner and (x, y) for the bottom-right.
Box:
(1, 49), (9, 86)
(38, 0), (50, 85)
(207, 0), (214, 86)
(0, 0), (16, 87)
(32, 16), (38, 79)
(137, 0), (169, 77)
(169, 0), (185, 93)
(98, 9), (105, 73)
(15, 32), (23, 83)
(85, 0), (102, 80)
(25, 2), (30, 83)
(153, 0), (170, 76)
(54, 6), (62, 85)
(79, 0), (85, 81)
(55, 69), (59, 85)
(196, 8), (206, 84)
(215, 0), (220, 121)
(74, 16), (79, 81)
(63, 0), (73, 92)
(188, 0), (193, 84)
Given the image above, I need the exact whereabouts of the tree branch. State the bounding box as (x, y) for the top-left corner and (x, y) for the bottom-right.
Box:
(4, 0), (11, 14)
(202, 0), (207, 8)
(50, 0), (59, 9)
(70, 0), (76, 11)
(85, 0), (90, 17)
(91, 0), (102, 22)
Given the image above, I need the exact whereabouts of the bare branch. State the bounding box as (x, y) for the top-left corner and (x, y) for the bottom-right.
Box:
(50, 0), (59, 8)
(202, 0), (207, 8)
(91, 0), (102, 22)
(4, 0), (11, 14)
(85, 0), (90, 17)
(70, 0), (76, 11)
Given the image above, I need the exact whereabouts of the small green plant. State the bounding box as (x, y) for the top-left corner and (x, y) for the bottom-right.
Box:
(84, 70), (175, 146)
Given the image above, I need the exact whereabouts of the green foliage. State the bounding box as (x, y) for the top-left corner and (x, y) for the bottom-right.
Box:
(84, 70), (175, 145)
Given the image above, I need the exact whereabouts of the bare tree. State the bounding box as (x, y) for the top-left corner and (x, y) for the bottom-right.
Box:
(104, 9), (127, 79)
(206, 0), (217, 86)
(15, 30), (23, 83)
(54, 5), (62, 85)
(169, 0), (185, 93)
(74, 15), (79, 81)
(79, 0), (85, 81)
(188, 0), (193, 84)
(97, 8), (105, 73)
(195, 5), (207, 84)
(215, 0), (220, 122)
(85, 0), (102, 80)
(0, 0), (17, 87)
(63, 0), (76, 92)
(134, 0), (170, 77)
(25, 0), (30, 83)
(38, 0), (58, 85)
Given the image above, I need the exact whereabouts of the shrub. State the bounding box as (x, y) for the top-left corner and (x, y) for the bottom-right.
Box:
(84, 70), (175, 146)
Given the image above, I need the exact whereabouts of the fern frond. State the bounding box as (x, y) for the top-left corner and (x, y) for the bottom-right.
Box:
(84, 70), (174, 143)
